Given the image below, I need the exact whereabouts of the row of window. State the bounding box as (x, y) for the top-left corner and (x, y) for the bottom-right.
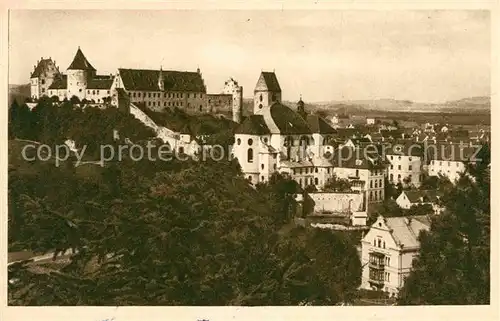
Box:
(369, 179), (383, 189)
(390, 164), (412, 171)
(293, 167), (321, 175)
(129, 91), (203, 99)
(298, 177), (319, 187)
(87, 90), (110, 95)
(371, 169), (383, 176)
(390, 155), (413, 161)
(431, 160), (459, 167)
(369, 190), (383, 201)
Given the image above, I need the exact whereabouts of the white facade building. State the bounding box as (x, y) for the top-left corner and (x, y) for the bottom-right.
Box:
(360, 215), (431, 297)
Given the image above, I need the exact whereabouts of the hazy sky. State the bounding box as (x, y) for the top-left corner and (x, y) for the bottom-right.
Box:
(9, 10), (490, 103)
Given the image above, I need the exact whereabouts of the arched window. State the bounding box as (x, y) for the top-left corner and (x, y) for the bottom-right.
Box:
(237, 138), (241, 145)
(247, 148), (254, 163)
(248, 139), (253, 146)
(261, 164), (264, 170)
(375, 180), (378, 188)
(370, 181), (373, 188)
(261, 176), (265, 181)
(259, 94), (263, 102)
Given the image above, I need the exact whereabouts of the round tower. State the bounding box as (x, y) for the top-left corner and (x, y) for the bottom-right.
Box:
(232, 85), (243, 123)
(66, 47), (96, 101)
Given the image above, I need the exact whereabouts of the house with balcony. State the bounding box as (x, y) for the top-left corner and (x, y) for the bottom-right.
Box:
(360, 215), (431, 297)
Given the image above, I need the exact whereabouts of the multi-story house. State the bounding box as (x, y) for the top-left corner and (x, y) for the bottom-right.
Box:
(30, 57), (61, 100)
(331, 147), (386, 206)
(427, 144), (477, 183)
(360, 215), (431, 297)
(386, 142), (424, 187)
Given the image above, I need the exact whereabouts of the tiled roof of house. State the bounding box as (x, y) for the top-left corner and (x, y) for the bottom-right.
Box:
(269, 102), (312, 134)
(306, 114), (337, 134)
(87, 77), (113, 90)
(386, 142), (425, 157)
(31, 58), (57, 78)
(67, 48), (96, 71)
(385, 215), (431, 249)
(428, 143), (478, 161)
(255, 71), (281, 92)
(48, 75), (67, 89)
(403, 190), (439, 203)
(118, 68), (206, 92)
(332, 146), (385, 170)
(234, 115), (271, 135)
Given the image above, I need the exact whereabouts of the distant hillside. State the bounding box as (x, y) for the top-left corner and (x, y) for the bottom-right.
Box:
(9, 84), (30, 106)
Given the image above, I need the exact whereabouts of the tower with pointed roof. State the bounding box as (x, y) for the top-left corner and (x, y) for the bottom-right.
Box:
(297, 95), (307, 119)
(66, 47), (96, 100)
(253, 71), (282, 115)
(30, 57), (61, 99)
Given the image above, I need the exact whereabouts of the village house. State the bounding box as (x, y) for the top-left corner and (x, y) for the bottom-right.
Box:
(386, 142), (424, 187)
(360, 215), (431, 297)
(427, 143), (477, 183)
(331, 146), (386, 207)
(395, 190), (442, 214)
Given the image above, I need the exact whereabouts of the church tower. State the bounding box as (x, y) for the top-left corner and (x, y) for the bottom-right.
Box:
(66, 47), (96, 101)
(253, 71), (282, 115)
(297, 95), (307, 119)
(158, 67), (165, 91)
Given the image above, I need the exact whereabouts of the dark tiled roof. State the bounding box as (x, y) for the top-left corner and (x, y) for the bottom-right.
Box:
(235, 115), (270, 135)
(67, 48), (96, 71)
(336, 128), (357, 139)
(48, 75), (67, 89)
(428, 143), (478, 161)
(31, 59), (55, 78)
(380, 130), (403, 139)
(332, 146), (385, 170)
(269, 103), (312, 134)
(386, 142), (425, 157)
(306, 115), (337, 134)
(87, 77), (113, 89)
(404, 190), (438, 203)
(118, 68), (206, 92)
(255, 71), (281, 92)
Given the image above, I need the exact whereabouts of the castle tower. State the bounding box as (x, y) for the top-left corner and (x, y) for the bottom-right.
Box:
(223, 78), (243, 123)
(253, 71), (281, 115)
(66, 47), (96, 101)
(30, 57), (61, 100)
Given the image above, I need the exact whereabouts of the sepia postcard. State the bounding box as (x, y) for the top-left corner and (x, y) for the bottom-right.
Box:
(1, 2), (498, 321)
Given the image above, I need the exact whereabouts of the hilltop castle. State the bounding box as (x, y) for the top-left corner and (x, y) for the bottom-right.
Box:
(30, 47), (243, 123)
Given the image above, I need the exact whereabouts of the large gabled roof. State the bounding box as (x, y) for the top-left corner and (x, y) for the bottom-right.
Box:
(31, 58), (57, 78)
(254, 71), (281, 92)
(403, 190), (439, 203)
(118, 68), (206, 92)
(306, 114), (337, 134)
(268, 102), (312, 134)
(235, 115), (271, 135)
(385, 215), (431, 249)
(67, 48), (96, 71)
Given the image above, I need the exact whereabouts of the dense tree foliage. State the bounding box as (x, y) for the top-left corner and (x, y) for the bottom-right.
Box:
(8, 101), (362, 305)
(323, 175), (352, 192)
(398, 144), (490, 304)
(8, 99), (156, 159)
